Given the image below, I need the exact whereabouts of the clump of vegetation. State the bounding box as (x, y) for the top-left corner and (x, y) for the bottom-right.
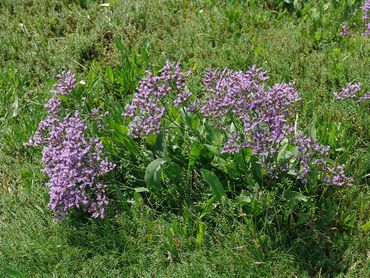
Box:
(1, 1), (369, 277)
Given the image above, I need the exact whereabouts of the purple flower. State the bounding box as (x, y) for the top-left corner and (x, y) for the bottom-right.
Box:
(124, 62), (191, 137)
(334, 83), (362, 100)
(340, 25), (349, 36)
(358, 91), (370, 102)
(29, 111), (115, 220)
(44, 96), (61, 114)
(198, 65), (353, 186)
(51, 71), (77, 95)
(362, 1), (370, 35)
(362, 0), (370, 21)
(28, 71), (115, 220)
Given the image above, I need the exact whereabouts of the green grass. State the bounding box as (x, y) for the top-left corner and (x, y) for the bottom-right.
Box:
(1, 0), (369, 277)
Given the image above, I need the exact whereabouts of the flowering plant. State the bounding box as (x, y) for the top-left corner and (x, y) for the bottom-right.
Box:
(125, 63), (354, 188)
(28, 72), (115, 220)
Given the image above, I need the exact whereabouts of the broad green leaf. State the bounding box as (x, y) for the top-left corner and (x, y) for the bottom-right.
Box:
(152, 133), (167, 157)
(188, 143), (203, 170)
(237, 195), (252, 205)
(196, 222), (205, 249)
(10, 95), (19, 117)
(205, 144), (221, 156)
(251, 156), (263, 183)
(144, 158), (166, 188)
(200, 195), (218, 219)
(115, 37), (125, 52)
(328, 124), (336, 147)
(285, 190), (308, 209)
(109, 122), (137, 153)
(200, 169), (225, 199)
(361, 221), (370, 232)
(106, 66), (114, 83)
(3, 267), (23, 278)
(134, 187), (150, 193)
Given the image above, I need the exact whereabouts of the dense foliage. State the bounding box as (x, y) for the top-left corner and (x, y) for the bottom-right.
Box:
(1, 0), (369, 277)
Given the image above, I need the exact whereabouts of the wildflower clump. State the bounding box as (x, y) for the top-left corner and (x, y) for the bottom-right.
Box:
(340, 0), (370, 37)
(362, 0), (370, 36)
(198, 66), (352, 185)
(125, 62), (353, 187)
(28, 72), (115, 220)
(334, 83), (369, 102)
(124, 62), (191, 137)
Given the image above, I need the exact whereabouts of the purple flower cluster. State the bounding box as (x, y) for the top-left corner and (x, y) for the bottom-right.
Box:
(28, 72), (115, 220)
(51, 71), (77, 95)
(124, 62), (191, 137)
(43, 71), (77, 114)
(200, 66), (297, 158)
(363, 0), (370, 21)
(323, 164), (354, 187)
(124, 62), (353, 186)
(360, 0), (370, 36)
(339, 1), (370, 37)
(334, 83), (369, 102)
(199, 66), (352, 186)
(339, 25), (349, 36)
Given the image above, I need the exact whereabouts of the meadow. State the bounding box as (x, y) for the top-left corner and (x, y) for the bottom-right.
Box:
(0, 0), (369, 277)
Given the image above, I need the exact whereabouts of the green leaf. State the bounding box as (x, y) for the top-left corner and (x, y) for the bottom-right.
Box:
(3, 267), (23, 278)
(109, 122), (137, 153)
(10, 95), (19, 117)
(237, 195), (252, 205)
(188, 143), (203, 170)
(200, 169), (225, 199)
(153, 133), (168, 157)
(134, 187), (150, 193)
(284, 190), (308, 209)
(144, 158), (166, 189)
(205, 144), (221, 156)
(115, 37), (125, 52)
(196, 222), (205, 249)
(251, 156), (263, 183)
(106, 66), (114, 83)
(361, 221), (370, 232)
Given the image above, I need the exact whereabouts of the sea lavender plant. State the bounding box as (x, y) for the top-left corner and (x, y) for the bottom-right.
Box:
(124, 62), (353, 186)
(339, 1), (370, 37)
(363, 0), (370, 20)
(199, 66), (352, 186)
(334, 83), (369, 102)
(51, 71), (77, 95)
(28, 72), (115, 220)
(358, 0), (369, 36)
(334, 83), (362, 100)
(124, 62), (191, 137)
(339, 25), (350, 36)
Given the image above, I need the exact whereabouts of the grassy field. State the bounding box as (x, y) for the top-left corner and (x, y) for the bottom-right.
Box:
(0, 0), (369, 277)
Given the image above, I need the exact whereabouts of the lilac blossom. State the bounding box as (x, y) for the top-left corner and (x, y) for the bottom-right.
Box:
(339, 25), (349, 36)
(124, 62), (191, 137)
(51, 71), (77, 95)
(334, 83), (362, 100)
(334, 83), (369, 103)
(28, 111), (115, 220)
(28, 72), (115, 220)
(362, 0), (370, 21)
(44, 96), (61, 114)
(362, 1), (370, 36)
(358, 91), (370, 102)
(199, 65), (352, 186)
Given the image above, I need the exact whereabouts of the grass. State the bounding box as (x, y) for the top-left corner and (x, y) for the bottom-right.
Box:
(0, 0), (369, 277)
